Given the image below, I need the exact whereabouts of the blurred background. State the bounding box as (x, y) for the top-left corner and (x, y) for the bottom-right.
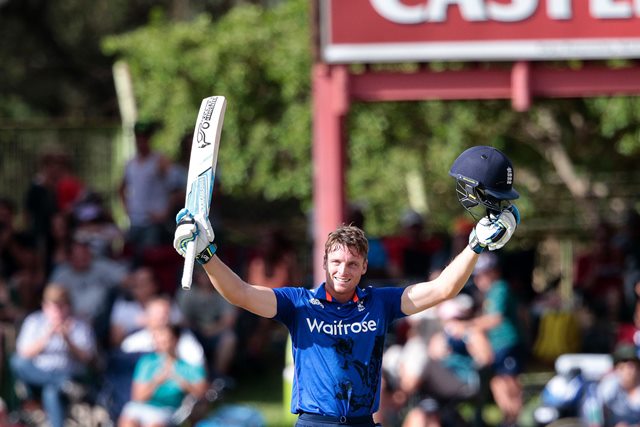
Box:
(2, 0), (640, 426)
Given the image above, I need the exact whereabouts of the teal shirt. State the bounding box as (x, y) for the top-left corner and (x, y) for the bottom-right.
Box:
(133, 353), (206, 409)
(483, 279), (520, 350)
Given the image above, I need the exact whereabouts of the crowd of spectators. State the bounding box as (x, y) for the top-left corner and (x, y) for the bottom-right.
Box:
(0, 125), (245, 427)
(1, 129), (640, 427)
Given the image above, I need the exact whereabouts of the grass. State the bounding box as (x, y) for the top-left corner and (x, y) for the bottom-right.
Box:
(222, 366), (293, 427)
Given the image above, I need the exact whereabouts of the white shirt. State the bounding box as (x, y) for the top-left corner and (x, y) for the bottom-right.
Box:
(120, 328), (205, 367)
(16, 311), (95, 375)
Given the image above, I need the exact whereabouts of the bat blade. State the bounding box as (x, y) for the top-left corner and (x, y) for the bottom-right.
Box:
(181, 96), (227, 290)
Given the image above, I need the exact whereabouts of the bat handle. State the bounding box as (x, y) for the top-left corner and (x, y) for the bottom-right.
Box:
(181, 241), (197, 290)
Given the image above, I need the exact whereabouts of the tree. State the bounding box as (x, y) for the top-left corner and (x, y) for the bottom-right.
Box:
(103, 0), (640, 237)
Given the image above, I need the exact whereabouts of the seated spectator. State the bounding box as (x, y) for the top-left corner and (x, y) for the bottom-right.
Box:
(71, 191), (125, 260)
(118, 324), (208, 427)
(49, 234), (129, 345)
(110, 266), (181, 349)
(10, 284), (96, 427)
(382, 295), (482, 427)
(586, 344), (640, 427)
(177, 267), (237, 379)
(0, 197), (44, 316)
(121, 296), (205, 368)
(444, 253), (525, 427)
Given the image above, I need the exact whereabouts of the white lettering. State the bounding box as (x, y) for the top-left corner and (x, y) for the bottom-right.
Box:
(428, 0), (487, 23)
(351, 322), (362, 333)
(369, 0), (640, 24)
(487, 0), (537, 22)
(370, 0), (428, 24)
(592, 0), (633, 18)
(305, 318), (378, 336)
(548, 0), (572, 19)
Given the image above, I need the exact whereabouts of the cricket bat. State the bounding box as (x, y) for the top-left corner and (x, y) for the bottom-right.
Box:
(181, 96), (227, 290)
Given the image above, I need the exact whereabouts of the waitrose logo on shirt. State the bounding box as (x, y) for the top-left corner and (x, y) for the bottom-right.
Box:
(306, 318), (378, 335)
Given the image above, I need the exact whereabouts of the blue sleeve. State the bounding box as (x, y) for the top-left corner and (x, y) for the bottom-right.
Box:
(272, 287), (304, 327)
(374, 287), (407, 322)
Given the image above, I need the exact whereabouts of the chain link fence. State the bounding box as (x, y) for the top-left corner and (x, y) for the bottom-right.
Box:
(0, 123), (126, 225)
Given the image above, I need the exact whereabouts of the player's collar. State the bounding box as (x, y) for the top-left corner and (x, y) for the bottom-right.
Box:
(315, 283), (364, 303)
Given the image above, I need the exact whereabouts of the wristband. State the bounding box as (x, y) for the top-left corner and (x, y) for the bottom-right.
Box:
(468, 231), (485, 254)
(196, 243), (217, 265)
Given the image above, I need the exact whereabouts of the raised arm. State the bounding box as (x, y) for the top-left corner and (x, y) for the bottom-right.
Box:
(401, 246), (478, 315)
(202, 257), (277, 318)
(173, 209), (277, 318)
(401, 208), (518, 316)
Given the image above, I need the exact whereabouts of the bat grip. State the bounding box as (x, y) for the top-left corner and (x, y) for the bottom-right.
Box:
(181, 241), (197, 290)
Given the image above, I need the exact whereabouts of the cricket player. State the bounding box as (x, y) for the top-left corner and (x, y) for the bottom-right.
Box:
(173, 146), (520, 427)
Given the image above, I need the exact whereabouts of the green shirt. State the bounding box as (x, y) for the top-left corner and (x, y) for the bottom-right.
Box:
(483, 279), (520, 350)
(133, 353), (206, 408)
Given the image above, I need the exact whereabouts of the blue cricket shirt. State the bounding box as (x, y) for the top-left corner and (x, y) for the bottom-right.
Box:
(272, 283), (406, 417)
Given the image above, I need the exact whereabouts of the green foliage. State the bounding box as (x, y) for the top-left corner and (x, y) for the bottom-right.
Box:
(103, 0), (313, 204)
(102, 0), (640, 236)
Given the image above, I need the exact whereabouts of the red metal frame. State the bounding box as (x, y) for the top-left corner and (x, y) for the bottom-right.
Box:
(312, 61), (640, 283)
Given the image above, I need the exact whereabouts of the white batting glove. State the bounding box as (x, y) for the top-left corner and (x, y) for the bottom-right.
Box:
(174, 208), (217, 264)
(469, 205), (520, 253)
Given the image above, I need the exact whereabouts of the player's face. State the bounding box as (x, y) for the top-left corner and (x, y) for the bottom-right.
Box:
(324, 245), (367, 302)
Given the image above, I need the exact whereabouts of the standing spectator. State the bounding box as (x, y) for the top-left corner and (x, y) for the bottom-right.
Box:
(383, 209), (447, 282)
(10, 284), (96, 427)
(119, 121), (172, 260)
(24, 148), (63, 275)
(55, 151), (85, 215)
(574, 221), (625, 321)
(247, 227), (298, 289)
(242, 227), (297, 364)
(164, 133), (191, 237)
(177, 267), (238, 380)
(49, 234), (129, 345)
(347, 204), (391, 281)
(117, 324), (208, 427)
(0, 197), (20, 280)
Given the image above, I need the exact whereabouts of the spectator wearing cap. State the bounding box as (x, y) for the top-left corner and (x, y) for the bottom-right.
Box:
(49, 234), (130, 346)
(443, 252), (525, 427)
(11, 284), (96, 427)
(588, 344), (640, 427)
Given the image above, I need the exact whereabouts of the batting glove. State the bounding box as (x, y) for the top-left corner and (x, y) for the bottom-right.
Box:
(174, 208), (217, 264)
(469, 205), (520, 253)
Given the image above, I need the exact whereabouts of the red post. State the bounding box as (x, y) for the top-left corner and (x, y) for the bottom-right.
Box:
(512, 61), (532, 112)
(312, 63), (350, 285)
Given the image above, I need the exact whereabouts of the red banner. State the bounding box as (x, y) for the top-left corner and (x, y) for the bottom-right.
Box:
(320, 0), (640, 63)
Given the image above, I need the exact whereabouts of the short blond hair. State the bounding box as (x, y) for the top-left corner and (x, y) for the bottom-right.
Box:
(323, 225), (368, 265)
(43, 283), (71, 305)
